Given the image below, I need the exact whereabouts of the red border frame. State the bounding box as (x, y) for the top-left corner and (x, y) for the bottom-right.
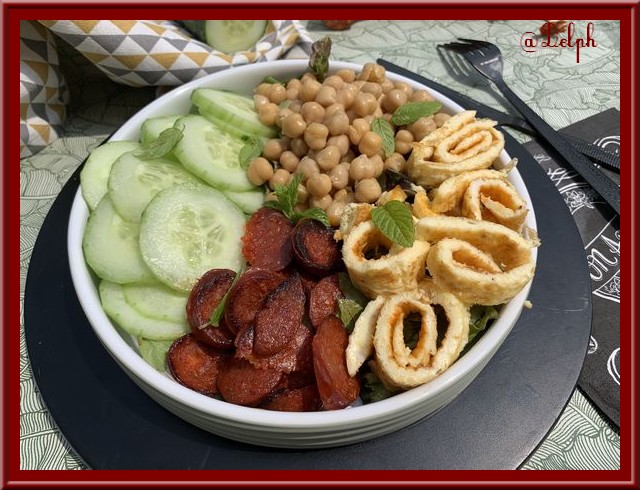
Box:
(4, 2), (638, 488)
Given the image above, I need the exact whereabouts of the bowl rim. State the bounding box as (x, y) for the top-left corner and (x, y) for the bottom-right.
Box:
(68, 59), (538, 430)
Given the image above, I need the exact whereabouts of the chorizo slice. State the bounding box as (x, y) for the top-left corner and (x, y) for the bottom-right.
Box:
(292, 218), (342, 277)
(167, 334), (229, 397)
(253, 273), (306, 357)
(312, 316), (360, 410)
(217, 358), (283, 407)
(308, 274), (344, 330)
(186, 268), (236, 349)
(260, 384), (322, 412)
(242, 207), (294, 271)
(223, 268), (286, 335)
(235, 323), (313, 373)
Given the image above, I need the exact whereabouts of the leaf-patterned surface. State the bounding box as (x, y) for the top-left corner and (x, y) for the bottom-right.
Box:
(19, 19), (620, 470)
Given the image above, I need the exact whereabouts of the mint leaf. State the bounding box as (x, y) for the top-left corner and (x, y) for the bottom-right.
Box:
(209, 268), (244, 326)
(337, 298), (364, 333)
(309, 36), (332, 82)
(135, 123), (184, 160)
(272, 172), (303, 217)
(361, 370), (397, 403)
(391, 101), (442, 126)
(371, 200), (415, 248)
(468, 304), (500, 343)
(137, 338), (173, 372)
(238, 136), (263, 169)
(293, 207), (330, 227)
(371, 117), (395, 158)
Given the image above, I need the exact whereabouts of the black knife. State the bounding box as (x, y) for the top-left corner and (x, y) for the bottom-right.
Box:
(377, 58), (620, 172)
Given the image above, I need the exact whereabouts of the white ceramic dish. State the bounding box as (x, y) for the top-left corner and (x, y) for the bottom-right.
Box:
(67, 60), (537, 449)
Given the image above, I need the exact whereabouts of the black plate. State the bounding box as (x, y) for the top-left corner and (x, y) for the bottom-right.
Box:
(24, 134), (592, 470)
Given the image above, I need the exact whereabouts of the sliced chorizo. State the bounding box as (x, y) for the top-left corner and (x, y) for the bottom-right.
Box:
(235, 323), (313, 373)
(167, 334), (229, 397)
(242, 207), (294, 271)
(253, 273), (305, 357)
(186, 268), (236, 349)
(260, 384), (322, 412)
(308, 274), (344, 330)
(312, 316), (360, 410)
(223, 268), (286, 335)
(292, 218), (342, 277)
(217, 358), (283, 407)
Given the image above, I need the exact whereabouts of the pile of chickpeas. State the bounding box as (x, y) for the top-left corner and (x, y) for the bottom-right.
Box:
(246, 62), (452, 227)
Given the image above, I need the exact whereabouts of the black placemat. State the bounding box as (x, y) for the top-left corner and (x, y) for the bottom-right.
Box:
(523, 108), (620, 429)
(23, 134), (592, 470)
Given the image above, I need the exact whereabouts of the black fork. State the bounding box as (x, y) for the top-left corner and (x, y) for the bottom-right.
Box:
(439, 38), (620, 214)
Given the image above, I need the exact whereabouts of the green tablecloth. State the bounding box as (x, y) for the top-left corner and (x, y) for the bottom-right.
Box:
(19, 20), (620, 470)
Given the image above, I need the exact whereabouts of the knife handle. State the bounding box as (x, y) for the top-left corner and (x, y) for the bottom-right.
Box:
(494, 80), (620, 214)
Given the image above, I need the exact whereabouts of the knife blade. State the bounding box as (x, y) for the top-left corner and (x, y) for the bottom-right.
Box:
(377, 58), (620, 172)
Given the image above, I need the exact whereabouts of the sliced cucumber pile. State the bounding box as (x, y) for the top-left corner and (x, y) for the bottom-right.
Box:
(179, 20), (267, 54)
(79, 86), (272, 367)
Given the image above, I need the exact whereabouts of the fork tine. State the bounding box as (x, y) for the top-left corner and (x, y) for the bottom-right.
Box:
(438, 42), (474, 53)
(457, 38), (491, 47)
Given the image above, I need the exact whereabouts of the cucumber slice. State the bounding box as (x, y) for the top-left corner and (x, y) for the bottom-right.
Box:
(139, 184), (246, 292)
(140, 115), (181, 148)
(222, 188), (265, 214)
(99, 280), (189, 341)
(122, 282), (188, 324)
(173, 115), (254, 192)
(180, 20), (267, 54)
(83, 195), (154, 284)
(191, 88), (277, 139)
(80, 141), (142, 211)
(108, 150), (202, 223)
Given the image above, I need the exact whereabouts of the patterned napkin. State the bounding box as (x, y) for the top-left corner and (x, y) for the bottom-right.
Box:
(523, 108), (620, 429)
(20, 19), (313, 158)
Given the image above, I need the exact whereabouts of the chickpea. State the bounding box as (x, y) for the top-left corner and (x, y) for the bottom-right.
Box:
(247, 157), (274, 186)
(300, 72), (317, 83)
(340, 149), (356, 164)
(369, 154), (385, 177)
(384, 152), (407, 173)
(294, 202), (309, 213)
(329, 163), (350, 190)
(411, 89), (434, 102)
(253, 94), (269, 112)
(309, 194), (333, 210)
(290, 137), (310, 158)
(296, 183), (309, 204)
(434, 112), (451, 127)
(353, 92), (378, 117)
(324, 103), (345, 119)
(323, 74), (345, 90)
(348, 118), (370, 146)
(357, 62), (386, 83)
(307, 173), (332, 198)
(268, 83), (287, 105)
(262, 138), (285, 161)
(336, 84), (358, 109)
(393, 81), (414, 99)
(358, 131), (383, 157)
(304, 122), (329, 151)
(301, 102), (325, 124)
(333, 188), (356, 204)
(350, 155), (376, 181)
(355, 178), (382, 203)
(380, 78), (395, 94)
(326, 200), (347, 227)
(269, 168), (291, 190)
(258, 103), (279, 126)
(281, 112), (307, 138)
(287, 99), (302, 113)
(335, 68), (356, 83)
(299, 78), (322, 102)
(316, 145), (341, 171)
(275, 108), (293, 128)
(327, 134), (350, 157)
(395, 129), (414, 155)
(265, 191), (278, 202)
(255, 82), (272, 97)
(361, 82), (383, 99)
(346, 109), (358, 123)
(409, 116), (437, 141)
(297, 156), (320, 181)
(279, 150), (300, 172)
(382, 89), (408, 113)
(325, 112), (350, 136)
(315, 85), (338, 107)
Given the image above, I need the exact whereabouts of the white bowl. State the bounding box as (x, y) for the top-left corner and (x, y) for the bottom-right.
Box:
(67, 60), (537, 449)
